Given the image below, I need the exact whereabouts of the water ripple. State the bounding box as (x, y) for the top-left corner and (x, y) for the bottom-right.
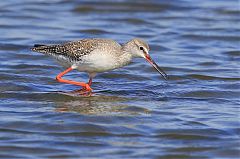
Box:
(0, 0), (239, 158)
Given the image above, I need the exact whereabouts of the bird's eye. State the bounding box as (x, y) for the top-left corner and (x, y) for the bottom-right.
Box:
(139, 46), (144, 51)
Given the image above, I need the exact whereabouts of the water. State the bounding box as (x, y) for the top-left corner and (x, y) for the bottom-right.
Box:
(0, 0), (239, 158)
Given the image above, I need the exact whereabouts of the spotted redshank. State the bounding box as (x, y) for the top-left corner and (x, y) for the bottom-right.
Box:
(31, 38), (168, 95)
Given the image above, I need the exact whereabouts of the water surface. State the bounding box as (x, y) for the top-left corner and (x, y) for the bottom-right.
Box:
(0, 0), (240, 158)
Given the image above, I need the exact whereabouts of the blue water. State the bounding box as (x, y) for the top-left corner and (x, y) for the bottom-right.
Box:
(0, 0), (239, 158)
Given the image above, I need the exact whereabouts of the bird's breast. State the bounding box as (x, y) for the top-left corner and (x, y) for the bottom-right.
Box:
(74, 50), (123, 73)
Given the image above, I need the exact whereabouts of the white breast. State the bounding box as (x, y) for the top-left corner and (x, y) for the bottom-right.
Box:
(74, 50), (118, 73)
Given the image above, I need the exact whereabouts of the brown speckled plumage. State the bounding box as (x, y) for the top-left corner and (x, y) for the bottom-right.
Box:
(31, 39), (105, 61)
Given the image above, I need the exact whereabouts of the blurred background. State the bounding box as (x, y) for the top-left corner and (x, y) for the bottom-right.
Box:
(0, 0), (239, 158)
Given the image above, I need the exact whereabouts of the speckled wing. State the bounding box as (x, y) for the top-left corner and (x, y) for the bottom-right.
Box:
(31, 39), (98, 61)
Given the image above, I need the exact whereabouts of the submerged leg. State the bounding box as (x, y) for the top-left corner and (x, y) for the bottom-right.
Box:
(88, 76), (93, 86)
(56, 67), (92, 92)
(67, 73), (96, 96)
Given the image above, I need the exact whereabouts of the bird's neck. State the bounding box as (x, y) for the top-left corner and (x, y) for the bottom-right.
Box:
(117, 46), (133, 67)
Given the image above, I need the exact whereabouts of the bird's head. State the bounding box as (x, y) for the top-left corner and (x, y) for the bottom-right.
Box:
(124, 38), (168, 80)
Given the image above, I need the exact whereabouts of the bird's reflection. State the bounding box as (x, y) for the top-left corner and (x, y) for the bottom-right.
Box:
(53, 91), (150, 115)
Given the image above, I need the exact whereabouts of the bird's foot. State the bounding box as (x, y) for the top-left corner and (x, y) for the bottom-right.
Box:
(69, 84), (93, 96)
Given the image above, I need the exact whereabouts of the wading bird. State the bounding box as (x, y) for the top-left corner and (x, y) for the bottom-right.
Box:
(32, 38), (168, 96)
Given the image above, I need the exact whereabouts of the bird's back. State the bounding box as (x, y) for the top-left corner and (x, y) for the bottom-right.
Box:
(31, 38), (121, 61)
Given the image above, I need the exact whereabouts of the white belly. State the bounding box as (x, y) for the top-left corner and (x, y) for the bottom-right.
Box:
(52, 49), (132, 73)
(74, 51), (119, 73)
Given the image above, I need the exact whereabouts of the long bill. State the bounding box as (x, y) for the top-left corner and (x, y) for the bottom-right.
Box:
(145, 54), (168, 80)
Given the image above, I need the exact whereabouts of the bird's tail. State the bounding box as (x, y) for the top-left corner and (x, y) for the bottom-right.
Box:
(31, 44), (66, 55)
(33, 44), (46, 47)
(31, 44), (64, 54)
(31, 44), (52, 53)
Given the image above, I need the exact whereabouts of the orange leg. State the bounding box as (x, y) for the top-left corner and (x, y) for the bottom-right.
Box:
(56, 67), (92, 92)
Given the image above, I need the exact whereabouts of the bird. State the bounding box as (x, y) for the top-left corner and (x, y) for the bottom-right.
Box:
(31, 38), (168, 96)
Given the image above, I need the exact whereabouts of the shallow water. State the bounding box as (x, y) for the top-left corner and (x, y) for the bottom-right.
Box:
(0, 0), (240, 158)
